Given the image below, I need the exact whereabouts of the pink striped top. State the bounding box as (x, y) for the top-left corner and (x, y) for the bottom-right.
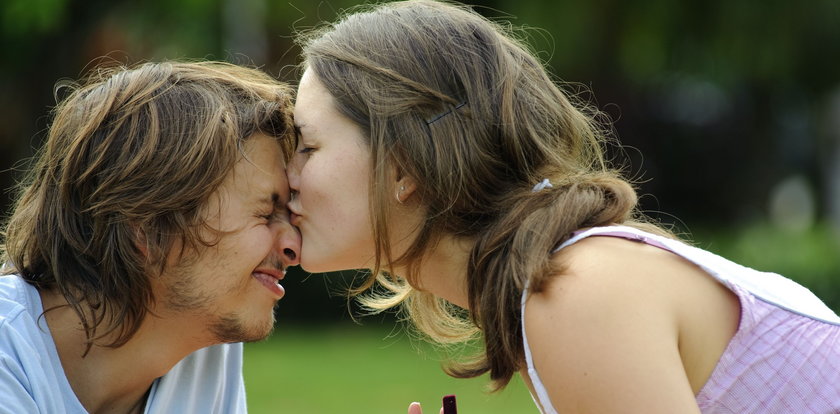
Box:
(521, 226), (840, 413)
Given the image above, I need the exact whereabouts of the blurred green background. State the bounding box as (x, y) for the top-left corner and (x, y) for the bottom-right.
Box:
(2, 0), (840, 412)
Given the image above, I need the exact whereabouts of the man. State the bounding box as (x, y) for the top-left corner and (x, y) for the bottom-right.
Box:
(0, 61), (300, 413)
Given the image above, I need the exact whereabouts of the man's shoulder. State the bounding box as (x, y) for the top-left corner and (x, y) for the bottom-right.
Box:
(0, 275), (30, 301)
(0, 276), (31, 327)
(0, 277), (67, 413)
(0, 275), (48, 364)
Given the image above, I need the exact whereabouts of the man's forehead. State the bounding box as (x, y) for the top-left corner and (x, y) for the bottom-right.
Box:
(221, 141), (289, 202)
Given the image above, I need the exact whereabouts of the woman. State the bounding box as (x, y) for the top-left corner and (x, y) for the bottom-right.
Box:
(287, 1), (840, 412)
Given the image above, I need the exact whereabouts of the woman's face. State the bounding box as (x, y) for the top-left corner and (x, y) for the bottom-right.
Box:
(287, 70), (377, 272)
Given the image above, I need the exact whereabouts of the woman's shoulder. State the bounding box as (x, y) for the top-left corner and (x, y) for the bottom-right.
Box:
(533, 233), (740, 346)
(522, 235), (714, 411)
(545, 233), (693, 295)
(524, 233), (741, 398)
(530, 234), (690, 321)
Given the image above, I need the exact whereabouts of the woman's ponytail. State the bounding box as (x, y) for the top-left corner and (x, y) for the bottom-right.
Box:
(451, 173), (640, 389)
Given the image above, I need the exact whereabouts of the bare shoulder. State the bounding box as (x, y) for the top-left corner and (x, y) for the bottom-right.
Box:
(528, 236), (699, 316)
(532, 235), (737, 316)
(522, 235), (738, 413)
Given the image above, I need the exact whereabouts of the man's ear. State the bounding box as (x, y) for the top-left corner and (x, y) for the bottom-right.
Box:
(132, 224), (149, 258)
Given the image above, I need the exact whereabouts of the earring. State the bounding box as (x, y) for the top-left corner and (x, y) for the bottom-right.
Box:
(396, 185), (406, 203)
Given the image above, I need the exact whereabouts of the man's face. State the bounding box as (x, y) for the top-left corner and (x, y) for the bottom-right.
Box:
(159, 133), (300, 343)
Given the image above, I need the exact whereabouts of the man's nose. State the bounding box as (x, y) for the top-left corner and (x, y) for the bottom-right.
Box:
(275, 222), (301, 267)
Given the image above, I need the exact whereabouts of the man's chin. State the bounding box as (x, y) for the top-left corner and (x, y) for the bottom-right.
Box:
(210, 315), (275, 343)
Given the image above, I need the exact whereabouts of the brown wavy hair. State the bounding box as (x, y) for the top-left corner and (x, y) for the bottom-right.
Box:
(0, 61), (294, 353)
(298, 0), (671, 390)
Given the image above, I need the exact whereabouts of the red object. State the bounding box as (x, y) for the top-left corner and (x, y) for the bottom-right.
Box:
(442, 394), (457, 414)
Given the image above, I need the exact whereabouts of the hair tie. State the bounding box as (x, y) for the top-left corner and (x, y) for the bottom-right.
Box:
(531, 178), (553, 192)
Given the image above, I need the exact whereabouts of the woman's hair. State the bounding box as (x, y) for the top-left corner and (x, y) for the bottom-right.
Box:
(298, 0), (666, 390)
(0, 61), (294, 353)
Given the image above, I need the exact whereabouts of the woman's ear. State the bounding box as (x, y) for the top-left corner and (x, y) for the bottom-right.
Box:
(395, 175), (418, 204)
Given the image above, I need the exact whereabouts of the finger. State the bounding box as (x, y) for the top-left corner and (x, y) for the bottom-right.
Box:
(408, 402), (422, 414)
(439, 408), (444, 414)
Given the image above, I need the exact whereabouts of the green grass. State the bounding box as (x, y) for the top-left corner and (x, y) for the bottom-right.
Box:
(243, 323), (536, 414)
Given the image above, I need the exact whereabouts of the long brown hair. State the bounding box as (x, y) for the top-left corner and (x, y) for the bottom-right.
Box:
(299, 0), (665, 390)
(0, 61), (294, 352)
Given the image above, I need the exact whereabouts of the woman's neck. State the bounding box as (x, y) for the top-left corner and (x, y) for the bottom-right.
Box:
(410, 234), (473, 309)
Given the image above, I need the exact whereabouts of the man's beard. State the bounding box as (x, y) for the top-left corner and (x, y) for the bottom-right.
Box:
(162, 267), (278, 343)
(209, 310), (277, 343)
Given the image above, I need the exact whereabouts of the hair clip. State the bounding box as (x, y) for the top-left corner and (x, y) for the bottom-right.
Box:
(425, 101), (467, 125)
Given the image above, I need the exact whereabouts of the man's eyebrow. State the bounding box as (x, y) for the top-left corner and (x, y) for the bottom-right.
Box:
(257, 193), (282, 208)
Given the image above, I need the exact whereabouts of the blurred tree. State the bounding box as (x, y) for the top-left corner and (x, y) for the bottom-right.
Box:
(475, 0), (840, 229)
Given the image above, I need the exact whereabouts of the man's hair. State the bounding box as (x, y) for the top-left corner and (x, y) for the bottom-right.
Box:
(0, 61), (294, 351)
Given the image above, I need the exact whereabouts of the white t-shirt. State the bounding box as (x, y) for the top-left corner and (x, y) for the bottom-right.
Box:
(0, 275), (247, 413)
